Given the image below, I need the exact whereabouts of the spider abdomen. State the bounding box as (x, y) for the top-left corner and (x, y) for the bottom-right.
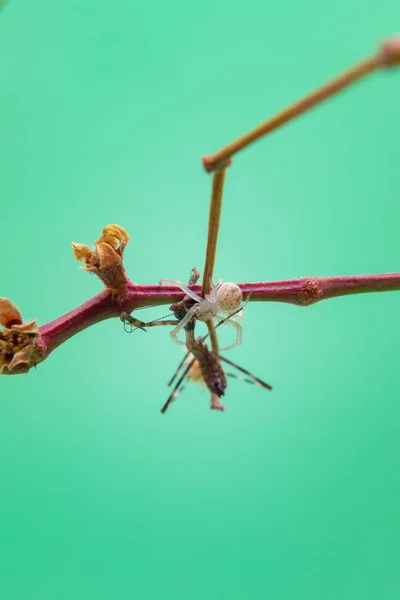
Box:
(216, 282), (242, 312)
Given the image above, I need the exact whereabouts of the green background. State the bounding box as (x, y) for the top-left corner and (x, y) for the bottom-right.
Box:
(1, 1), (400, 598)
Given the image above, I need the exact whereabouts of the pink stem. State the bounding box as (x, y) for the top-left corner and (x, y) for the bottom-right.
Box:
(35, 273), (400, 363)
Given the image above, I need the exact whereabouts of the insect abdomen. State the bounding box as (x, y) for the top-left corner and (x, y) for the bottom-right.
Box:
(191, 339), (227, 397)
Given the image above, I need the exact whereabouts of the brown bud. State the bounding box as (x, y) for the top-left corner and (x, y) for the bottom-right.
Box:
(0, 297), (23, 328)
(0, 299), (40, 375)
(71, 224), (130, 290)
(71, 242), (92, 262)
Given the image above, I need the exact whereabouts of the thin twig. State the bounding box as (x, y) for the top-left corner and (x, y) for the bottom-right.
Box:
(206, 320), (219, 354)
(201, 169), (228, 364)
(201, 169), (227, 296)
(202, 37), (400, 173)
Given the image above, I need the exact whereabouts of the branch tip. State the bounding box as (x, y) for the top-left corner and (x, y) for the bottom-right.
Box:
(379, 35), (400, 68)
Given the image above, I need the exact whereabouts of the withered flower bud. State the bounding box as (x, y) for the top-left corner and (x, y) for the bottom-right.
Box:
(71, 224), (130, 290)
(0, 298), (40, 375)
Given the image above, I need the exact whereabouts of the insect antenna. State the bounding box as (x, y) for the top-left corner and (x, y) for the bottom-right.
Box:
(161, 356), (196, 414)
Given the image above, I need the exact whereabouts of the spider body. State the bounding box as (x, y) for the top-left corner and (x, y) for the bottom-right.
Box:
(160, 276), (245, 350)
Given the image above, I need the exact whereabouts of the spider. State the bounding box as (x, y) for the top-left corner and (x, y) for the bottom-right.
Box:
(159, 276), (247, 351)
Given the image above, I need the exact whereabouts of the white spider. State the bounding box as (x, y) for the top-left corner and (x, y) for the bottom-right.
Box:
(159, 278), (246, 351)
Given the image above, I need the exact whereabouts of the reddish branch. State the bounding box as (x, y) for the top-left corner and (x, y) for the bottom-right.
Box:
(36, 273), (400, 362)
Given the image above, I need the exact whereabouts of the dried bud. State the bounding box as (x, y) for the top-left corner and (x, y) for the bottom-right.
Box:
(0, 298), (40, 375)
(71, 224), (130, 290)
(71, 243), (92, 262)
(0, 298), (23, 328)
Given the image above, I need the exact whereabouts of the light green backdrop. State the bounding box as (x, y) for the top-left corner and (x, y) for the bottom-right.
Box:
(1, 1), (400, 598)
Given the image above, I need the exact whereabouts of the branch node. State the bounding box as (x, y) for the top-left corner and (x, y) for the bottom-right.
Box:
(201, 155), (232, 174)
(296, 279), (323, 306)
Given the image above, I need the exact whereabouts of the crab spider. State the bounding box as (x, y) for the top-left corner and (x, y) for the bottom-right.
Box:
(159, 278), (247, 351)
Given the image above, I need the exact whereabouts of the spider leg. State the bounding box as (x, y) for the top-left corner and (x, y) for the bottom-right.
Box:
(199, 292), (254, 345)
(218, 317), (242, 351)
(231, 310), (244, 321)
(199, 305), (244, 344)
(159, 279), (203, 303)
(169, 304), (199, 345)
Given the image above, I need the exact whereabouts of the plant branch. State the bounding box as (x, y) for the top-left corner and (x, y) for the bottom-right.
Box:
(31, 272), (400, 368)
(202, 169), (227, 296)
(202, 36), (400, 173)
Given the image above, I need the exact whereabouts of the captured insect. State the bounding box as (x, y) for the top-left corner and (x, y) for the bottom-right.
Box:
(122, 293), (271, 413)
(161, 324), (272, 414)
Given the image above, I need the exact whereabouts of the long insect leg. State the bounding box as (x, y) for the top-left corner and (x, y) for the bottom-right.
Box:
(161, 357), (196, 414)
(217, 354), (272, 390)
(121, 312), (178, 333)
(226, 372), (258, 386)
(120, 313), (148, 332)
(144, 319), (179, 328)
(168, 350), (191, 387)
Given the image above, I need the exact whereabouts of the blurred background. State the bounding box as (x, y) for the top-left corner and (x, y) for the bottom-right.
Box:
(1, 1), (400, 598)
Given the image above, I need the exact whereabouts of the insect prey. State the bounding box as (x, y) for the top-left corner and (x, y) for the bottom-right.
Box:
(160, 305), (272, 413)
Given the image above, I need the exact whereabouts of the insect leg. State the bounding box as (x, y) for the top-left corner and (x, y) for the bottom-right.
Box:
(143, 320), (179, 328)
(161, 357), (196, 414)
(120, 312), (178, 332)
(226, 372), (257, 386)
(217, 354), (272, 390)
(168, 350), (192, 387)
